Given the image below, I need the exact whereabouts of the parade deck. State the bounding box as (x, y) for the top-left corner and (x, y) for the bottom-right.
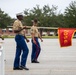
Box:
(3, 38), (76, 75)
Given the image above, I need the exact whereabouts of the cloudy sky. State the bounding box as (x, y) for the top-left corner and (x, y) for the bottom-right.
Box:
(0, 0), (75, 18)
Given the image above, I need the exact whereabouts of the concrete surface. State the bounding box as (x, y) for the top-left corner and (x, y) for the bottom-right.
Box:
(1, 38), (76, 75)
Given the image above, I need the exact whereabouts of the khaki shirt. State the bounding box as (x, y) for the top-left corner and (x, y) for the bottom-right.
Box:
(31, 25), (39, 37)
(13, 19), (25, 36)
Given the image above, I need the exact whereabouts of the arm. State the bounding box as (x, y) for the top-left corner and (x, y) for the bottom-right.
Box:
(31, 33), (36, 44)
(24, 36), (29, 42)
(38, 32), (43, 42)
(14, 26), (31, 33)
(14, 26), (26, 33)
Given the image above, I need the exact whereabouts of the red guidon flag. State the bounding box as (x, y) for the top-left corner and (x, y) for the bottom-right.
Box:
(58, 28), (75, 47)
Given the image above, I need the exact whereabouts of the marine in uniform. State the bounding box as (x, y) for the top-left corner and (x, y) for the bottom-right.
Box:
(13, 13), (29, 70)
(31, 18), (43, 63)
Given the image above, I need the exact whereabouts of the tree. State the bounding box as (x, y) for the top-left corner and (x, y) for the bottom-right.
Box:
(64, 1), (76, 28)
(0, 8), (12, 28)
(23, 5), (58, 27)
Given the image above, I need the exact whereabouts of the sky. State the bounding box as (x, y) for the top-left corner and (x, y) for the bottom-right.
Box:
(0, 0), (75, 18)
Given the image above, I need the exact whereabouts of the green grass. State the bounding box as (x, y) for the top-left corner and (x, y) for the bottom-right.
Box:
(42, 36), (58, 38)
(3, 35), (58, 39)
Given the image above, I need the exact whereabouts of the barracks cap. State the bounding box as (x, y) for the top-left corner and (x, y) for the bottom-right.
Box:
(16, 13), (23, 16)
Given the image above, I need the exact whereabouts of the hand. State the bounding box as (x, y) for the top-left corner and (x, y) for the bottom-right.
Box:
(41, 39), (43, 42)
(2, 37), (4, 40)
(0, 36), (4, 40)
(26, 39), (30, 43)
(23, 26), (26, 29)
(33, 40), (36, 44)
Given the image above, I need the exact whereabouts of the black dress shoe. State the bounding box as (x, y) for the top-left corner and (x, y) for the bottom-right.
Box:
(20, 66), (29, 70)
(31, 60), (39, 63)
(13, 67), (23, 70)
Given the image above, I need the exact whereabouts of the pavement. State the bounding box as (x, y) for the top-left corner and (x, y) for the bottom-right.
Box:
(1, 38), (76, 75)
